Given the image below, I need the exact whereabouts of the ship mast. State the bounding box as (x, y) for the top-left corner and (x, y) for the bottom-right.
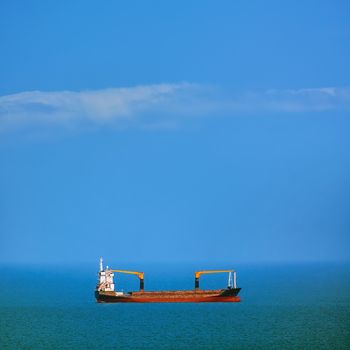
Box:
(228, 271), (233, 288)
(99, 257), (103, 272)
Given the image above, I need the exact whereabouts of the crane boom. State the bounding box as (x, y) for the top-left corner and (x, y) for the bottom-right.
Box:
(195, 270), (234, 278)
(110, 269), (144, 279)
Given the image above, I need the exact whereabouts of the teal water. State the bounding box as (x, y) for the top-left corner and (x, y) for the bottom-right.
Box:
(1, 263), (349, 349)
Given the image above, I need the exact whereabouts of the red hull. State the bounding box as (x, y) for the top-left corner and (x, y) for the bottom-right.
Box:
(95, 288), (241, 303)
(98, 296), (240, 303)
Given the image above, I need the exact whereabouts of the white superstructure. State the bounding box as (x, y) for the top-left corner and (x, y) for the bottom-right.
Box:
(97, 257), (115, 292)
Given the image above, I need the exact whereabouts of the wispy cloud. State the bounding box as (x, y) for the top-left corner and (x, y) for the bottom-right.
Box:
(262, 87), (350, 112)
(0, 83), (199, 131)
(1, 84), (349, 132)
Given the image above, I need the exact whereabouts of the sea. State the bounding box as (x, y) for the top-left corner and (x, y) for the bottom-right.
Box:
(0, 262), (349, 349)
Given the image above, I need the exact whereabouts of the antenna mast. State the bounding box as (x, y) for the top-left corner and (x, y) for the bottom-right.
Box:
(228, 271), (233, 288)
(99, 257), (103, 272)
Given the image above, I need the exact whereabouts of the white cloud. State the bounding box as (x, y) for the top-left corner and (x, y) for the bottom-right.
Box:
(0, 83), (198, 131)
(1, 84), (349, 132)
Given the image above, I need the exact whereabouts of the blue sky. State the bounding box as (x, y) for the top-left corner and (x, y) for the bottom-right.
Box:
(0, 0), (350, 264)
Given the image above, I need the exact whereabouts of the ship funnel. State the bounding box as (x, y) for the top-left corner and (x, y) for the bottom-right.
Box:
(99, 257), (103, 272)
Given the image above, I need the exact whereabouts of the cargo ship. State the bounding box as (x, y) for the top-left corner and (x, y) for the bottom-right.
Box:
(95, 258), (241, 303)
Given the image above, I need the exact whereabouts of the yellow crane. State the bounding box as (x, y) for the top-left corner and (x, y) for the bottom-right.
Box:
(110, 269), (145, 292)
(194, 270), (236, 290)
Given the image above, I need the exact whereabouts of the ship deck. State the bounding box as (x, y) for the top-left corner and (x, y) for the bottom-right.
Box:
(130, 289), (222, 296)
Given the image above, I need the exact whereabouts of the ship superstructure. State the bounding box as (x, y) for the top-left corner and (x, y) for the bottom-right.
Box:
(95, 258), (241, 303)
